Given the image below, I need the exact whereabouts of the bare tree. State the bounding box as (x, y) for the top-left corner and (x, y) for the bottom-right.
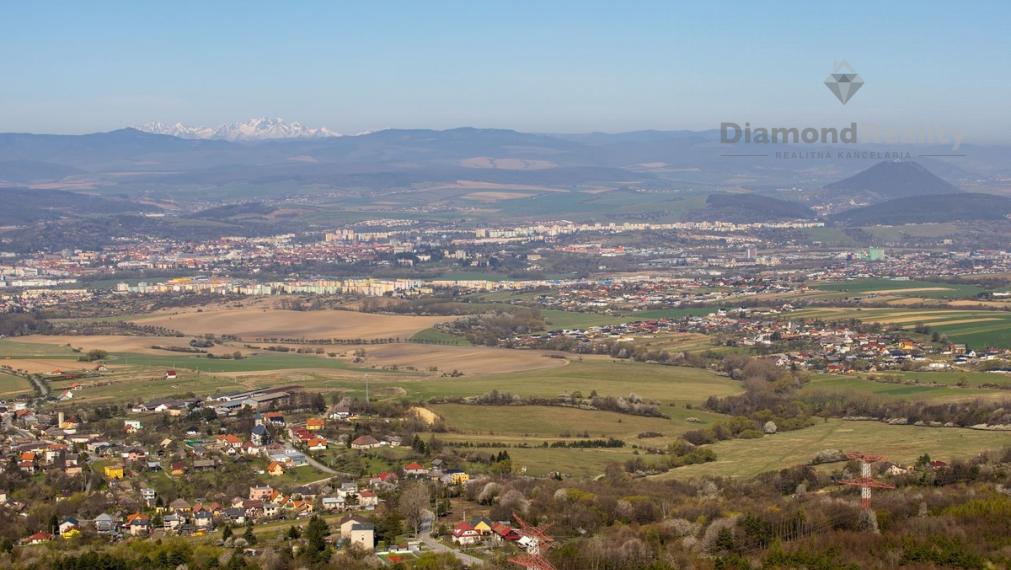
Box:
(398, 482), (431, 536)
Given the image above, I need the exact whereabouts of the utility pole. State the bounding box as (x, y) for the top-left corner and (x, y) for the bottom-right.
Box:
(510, 513), (557, 570)
(841, 451), (895, 532)
(364, 374), (369, 412)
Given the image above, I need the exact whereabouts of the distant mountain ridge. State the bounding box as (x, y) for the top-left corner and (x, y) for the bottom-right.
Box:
(829, 193), (1011, 225)
(138, 117), (341, 141)
(822, 160), (961, 201)
(693, 192), (815, 223)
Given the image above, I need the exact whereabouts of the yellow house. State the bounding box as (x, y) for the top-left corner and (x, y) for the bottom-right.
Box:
(306, 418), (325, 431)
(448, 471), (469, 484)
(470, 517), (493, 535)
(61, 528), (81, 540)
(103, 465), (125, 480)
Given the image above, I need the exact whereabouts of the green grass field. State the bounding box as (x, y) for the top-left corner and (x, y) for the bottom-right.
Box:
(0, 339), (80, 358)
(432, 403), (682, 439)
(425, 402), (729, 478)
(800, 374), (1011, 403)
(506, 446), (642, 478)
(789, 306), (1011, 348)
(547, 307), (723, 330)
(49, 368), (251, 404)
(657, 419), (1011, 480)
(622, 307), (719, 320)
(107, 351), (358, 373)
(862, 223), (960, 241)
(540, 310), (630, 330)
(328, 359), (743, 405)
(814, 279), (985, 299)
(0, 371), (30, 396)
(410, 327), (472, 346)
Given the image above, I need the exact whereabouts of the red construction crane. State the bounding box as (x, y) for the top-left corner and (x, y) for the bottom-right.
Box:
(509, 513), (557, 570)
(840, 451), (895, 509)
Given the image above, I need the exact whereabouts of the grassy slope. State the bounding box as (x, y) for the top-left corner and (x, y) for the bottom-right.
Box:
(0, 371), (30, 396)
(801, 374), (1011, 403)
(366, 359), (743, 404)
(657, 419), (1010, 480)
(409, 328), (472, 346)
(789, 306), (1011, 348)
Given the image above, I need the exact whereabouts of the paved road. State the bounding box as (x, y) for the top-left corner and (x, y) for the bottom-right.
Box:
(419, 523), (484, 566)
(25, 374), (50, 398)
(302, 452), (338, 476)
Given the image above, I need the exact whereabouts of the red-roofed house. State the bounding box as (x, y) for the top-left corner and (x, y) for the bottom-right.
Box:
(403, 462), (429, 477)
(452, 522), (480, 545)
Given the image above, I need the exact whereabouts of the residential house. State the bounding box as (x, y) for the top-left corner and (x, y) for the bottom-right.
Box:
(491, 522), (520, 543)
(351, 435), (381, 450)
(103, 464), (125, 480)
(24, 531), (53, 545)
(125, 513), (151, 536)
(193, 510), (213, 530)
(470, 516), (494, 535)
(267, 461), (286, 476)
(249, 485), (274, 502)
(260, 411), (286, 427)
(94, 513), (118, 535)
(163, 513), (184, 531)
(322, 496), (346, 511)
(349, 523), (375, 551)
(451, 522), (480, 546)
(445, 470), (469, 485)
(59, 518), (80, 539)
(222, 507), (246, 525)
(403, 462), (429, 477)
(358, 489), (379, 509)
(370, 471), (398, 488)
(339, 515), (370, 539)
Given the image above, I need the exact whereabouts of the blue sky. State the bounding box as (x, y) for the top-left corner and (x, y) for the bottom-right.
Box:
(2, 1), (1009, 141)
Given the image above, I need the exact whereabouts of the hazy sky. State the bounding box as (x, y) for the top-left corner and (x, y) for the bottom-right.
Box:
(2, 1), (1009, 141)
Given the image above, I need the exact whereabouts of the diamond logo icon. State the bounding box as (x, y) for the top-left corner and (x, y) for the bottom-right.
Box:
(825, 63), (863, 104)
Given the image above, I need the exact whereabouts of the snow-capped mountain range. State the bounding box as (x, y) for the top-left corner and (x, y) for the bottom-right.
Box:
(138, 117), (341, 141)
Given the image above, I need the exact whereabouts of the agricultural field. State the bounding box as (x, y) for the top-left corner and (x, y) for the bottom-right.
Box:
(502, 446), (643, 478)
(132, 306), (448, 340)
(344, 358), (744, 405)
(0, 371), (30, 397)
(788, 306), (1011, 348)
(630, 332), (720, 354)
(655, 419), (1011, 480)
(814, 278), (986, 300)
(430, 403), (690, 440)
(861, 223), (961, 241)
(800, 373), (1011, 403)
(539, 309), (630, 330)
(353, 343), (568, 376)
(0, 339), (80, 359)
(422, 402), (729, 478)
(17, 334), (249, 356)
